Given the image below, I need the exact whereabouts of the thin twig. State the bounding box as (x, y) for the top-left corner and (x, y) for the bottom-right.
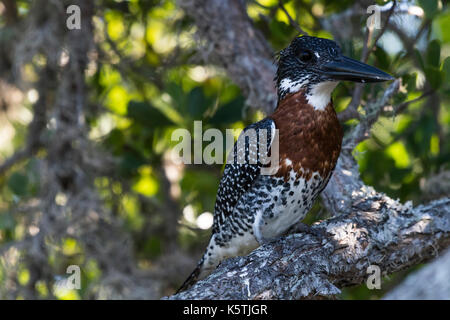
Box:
(394, 90), (433, 115)
(383, 92), (434, 146)
(346, 79), (401, 147)
(363, 0), (397, 62)
(338, 28), (370, 123)
(388, 19), (431, 70)
(339, 1), (397, 123)
(278, 0), (308, 35)
(249, 0), (272, 10)
(338, 85), (363, 123)
(361, 23), (374, 63)
(0, 147), (34, 175)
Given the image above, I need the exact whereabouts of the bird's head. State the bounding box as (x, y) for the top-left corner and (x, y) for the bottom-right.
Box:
(275, 36), (394, 110)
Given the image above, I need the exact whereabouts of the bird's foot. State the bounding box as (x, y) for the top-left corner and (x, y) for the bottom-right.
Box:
(255, 235), (274, 247)
(285, 222), (328, 239)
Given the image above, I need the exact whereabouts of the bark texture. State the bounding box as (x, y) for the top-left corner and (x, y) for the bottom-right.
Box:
(168, 197), (449, 299)
(179, 0), (277, 114)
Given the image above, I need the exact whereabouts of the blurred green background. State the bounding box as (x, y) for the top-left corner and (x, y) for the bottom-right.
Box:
(0, 0), (449, 299)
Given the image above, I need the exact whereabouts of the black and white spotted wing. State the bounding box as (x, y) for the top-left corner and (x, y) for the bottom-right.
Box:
(212, 118), (276, 235)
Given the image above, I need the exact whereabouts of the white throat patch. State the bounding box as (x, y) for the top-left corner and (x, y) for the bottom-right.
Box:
(279, 78), (309, 94)
(306, 81), (338, 111)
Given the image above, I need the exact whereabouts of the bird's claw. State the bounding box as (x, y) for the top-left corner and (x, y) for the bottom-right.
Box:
(285, 222), (328, 239)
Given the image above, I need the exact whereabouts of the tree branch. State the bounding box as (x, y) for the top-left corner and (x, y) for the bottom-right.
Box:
(0, 147), (35, 175)
(0, 65), (52, 175)
(343, 79), (400, 149)
(169, 197), (449, 299)
(179, 0), (277, 114)
(383, 248), (450, 300)
(1, 0), (19, 25)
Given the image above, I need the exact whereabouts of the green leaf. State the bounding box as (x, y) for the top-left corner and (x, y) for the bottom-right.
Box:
(142, 236), (162, 258)
(404, 73), (417, 92)
(0, 212), (15, 230)
(181, 169), (220, 209)
(392, 50), (407, 66)
(7, 172), (28, 196)
(104, 128), (125, 155)
(393, 92), (408, 105)
(418, 0), (439, 19)
(187, 87), (207, 118)
(210, 96), (245, 125)
(414, 49), (425, 71)
(412, 112), (435, 156)
(434, 12), (450, 43)
(166, 82), (185, 106)
(426, 39), (441, 68)
(127, 101), (173, 127)
(120, 152), (147, 175)
(425, 66), (443, 90)
(442, 56), (450, 88)
(374, 46), (390, 70)
(269, 19), (293, 46)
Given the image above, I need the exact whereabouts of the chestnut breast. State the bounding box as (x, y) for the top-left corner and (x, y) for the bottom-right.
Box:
(269, 90), (343, 181)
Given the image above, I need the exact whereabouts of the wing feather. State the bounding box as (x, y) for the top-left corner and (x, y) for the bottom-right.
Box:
(212, 118), (276, 234)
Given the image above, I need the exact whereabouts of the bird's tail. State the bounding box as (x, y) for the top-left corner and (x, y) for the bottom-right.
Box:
(176, 254), (206, 294)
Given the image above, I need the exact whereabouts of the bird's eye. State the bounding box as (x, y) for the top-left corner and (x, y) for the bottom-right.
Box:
(299, 50), (313, 62)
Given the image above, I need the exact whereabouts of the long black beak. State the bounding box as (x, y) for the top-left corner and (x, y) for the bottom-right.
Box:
(320, 55), (394, 83)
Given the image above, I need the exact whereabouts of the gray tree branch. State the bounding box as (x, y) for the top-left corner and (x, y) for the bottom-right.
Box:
(383, 248), (450, 300)
(169, 197), (449, 299)
(179, 0), (277, 114)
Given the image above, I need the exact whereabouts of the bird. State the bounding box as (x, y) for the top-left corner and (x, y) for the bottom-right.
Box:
(177, 35), (394, 293)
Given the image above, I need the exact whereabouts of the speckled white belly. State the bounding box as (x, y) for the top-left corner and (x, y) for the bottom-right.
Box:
(255, 170), (324, 241)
